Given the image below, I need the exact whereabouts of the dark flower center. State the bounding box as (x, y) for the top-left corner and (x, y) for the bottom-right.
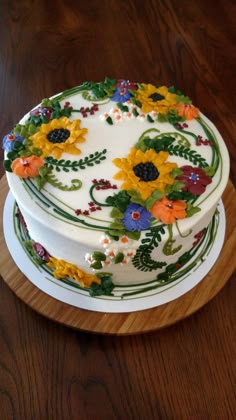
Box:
(47, 128), (70, 143)
(189, 173), (200, 183)
(8, 134), (16, 141)
(133, 162), (159, 181)
(21, 159), (29, 167)
(131, 211), (141, 220)
(148, 93), (165, 102)
(120, 87), (127, 96)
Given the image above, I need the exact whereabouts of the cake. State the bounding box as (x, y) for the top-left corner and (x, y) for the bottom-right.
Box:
(3, 78), (229, 298)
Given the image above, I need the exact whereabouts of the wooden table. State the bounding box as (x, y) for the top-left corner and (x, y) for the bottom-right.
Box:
(0, 1), (235, 418)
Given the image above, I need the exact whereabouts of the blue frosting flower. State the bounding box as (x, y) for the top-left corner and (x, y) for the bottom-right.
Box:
(2, 133), (24, 152)
(112, 86), (133, 103)
(122, 203), (152, 231)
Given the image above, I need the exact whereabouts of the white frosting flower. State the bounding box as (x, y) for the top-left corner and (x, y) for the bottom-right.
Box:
(85, 253), (94, 264)
(104, 247), (117, 258)
(100, 234), (112, 247)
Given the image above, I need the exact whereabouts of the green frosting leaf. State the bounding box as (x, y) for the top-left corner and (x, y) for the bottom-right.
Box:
(107, 230), (124, 240)
(34, 165), (52, 190)
(167, 190), (195, 201)
(109, 221), (125, 230)
(158, 109), (186, 124)
(110, 207), (124, 219)
(90, 261), (103, 270)
(13, 141), (24, 151)
(144, 135), (176, 153)
(114, 252), (125, 264)
(13, 123), (38, 139)
(186, 203), (201, 217)
(147, 115), (154, 123)
(134, 128), (160, 151)
(105, 190), (130, 212)
(41, 98), (54, 107)
(145, 190), (164, 209)
(89, 275), (114, 297)
(117, 103), (129, 112)
(92, 251), (106, 262)
(106, 116), (113, 125)
(203, 166), (215, 176)
(3, 159), (13, 172)
(125, 230), (141, 240)
(170, 167), (183, 178)
(165, 180), (184, 194)
(176, 95), (192, 104)
(127, 190), (146, 207)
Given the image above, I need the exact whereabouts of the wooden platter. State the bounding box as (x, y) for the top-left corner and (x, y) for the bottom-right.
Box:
(0, 175), (236, 335)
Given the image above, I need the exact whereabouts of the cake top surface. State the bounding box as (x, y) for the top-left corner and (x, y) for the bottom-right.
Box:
(3, 78), (229, 246)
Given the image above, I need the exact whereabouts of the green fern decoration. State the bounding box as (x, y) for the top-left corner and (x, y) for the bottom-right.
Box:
(46, 174), (82, 191)
(167, 145), (208, 167)
(132, 225), (167, 272)
(136, 130), (191, 152)
(45, 149), (107, 172)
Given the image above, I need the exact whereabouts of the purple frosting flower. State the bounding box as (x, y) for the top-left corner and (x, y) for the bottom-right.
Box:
(30, 106), (52, 119)
(33, 242), (50, 262)
(122, 203), (152, 231)
(2, 133), (24, 152)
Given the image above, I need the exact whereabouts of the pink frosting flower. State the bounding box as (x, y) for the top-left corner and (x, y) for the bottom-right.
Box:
(177, 165), (212, 195)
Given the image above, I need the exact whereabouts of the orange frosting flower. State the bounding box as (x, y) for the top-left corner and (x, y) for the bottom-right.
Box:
(11, 155), (45, 178)
(175, 103), (200, 120)
(150, 196), (187, 224)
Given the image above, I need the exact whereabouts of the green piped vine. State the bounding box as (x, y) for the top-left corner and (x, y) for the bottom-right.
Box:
(166, 145), (208, 167)
(197, 117), (220, 172)
(135, 129), (208, 167)
(13, 197), (220, 299)
(46, 175), (82, 191)
(45, 149), (107, 173)
(162, 224), (182, 255)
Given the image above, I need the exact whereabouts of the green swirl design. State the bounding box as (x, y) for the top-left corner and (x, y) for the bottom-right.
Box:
(46, 175), (82, 191)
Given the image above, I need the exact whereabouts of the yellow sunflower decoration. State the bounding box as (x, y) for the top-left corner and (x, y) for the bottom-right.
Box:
(29, 116), (88, 159)
(47, 256), (101, 288)
(136, 84), (177, 114)
(113, 148), (177, 200)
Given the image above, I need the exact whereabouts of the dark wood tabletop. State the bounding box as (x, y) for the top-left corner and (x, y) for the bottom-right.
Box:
(0, 1), (235, 418)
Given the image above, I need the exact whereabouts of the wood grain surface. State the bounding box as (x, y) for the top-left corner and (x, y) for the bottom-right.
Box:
(1, 175), (236, 336)
(0, 0), (235, 418)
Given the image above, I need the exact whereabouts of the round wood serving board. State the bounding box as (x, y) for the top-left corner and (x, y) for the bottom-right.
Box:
(0, 176), (236, 335)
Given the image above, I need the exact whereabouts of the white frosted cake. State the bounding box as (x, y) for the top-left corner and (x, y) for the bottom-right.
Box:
(3, 78), (229, 297)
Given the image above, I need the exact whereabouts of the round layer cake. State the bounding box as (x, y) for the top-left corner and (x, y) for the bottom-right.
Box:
(3, 78), (229, 297)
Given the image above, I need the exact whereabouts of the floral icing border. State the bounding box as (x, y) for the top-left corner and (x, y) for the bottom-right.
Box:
(14, 201), (220, 298)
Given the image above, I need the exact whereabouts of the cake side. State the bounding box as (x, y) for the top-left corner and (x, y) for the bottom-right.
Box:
(3, 78), (230, 295)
